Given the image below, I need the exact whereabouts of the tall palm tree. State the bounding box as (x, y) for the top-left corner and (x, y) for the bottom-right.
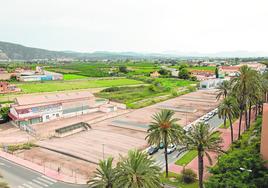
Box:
(216, 80), (231, 100)
(231, 65), (252, 138)
(216, 80), (231, 128)
(146, 109), (182, 178)
(114, 150), (161, 188)
(178, 123), (223, 188)
(88, 157), (115, 188)
(218, 97), (239, 143)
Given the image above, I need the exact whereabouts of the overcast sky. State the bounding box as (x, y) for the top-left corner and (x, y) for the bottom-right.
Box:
(0, 0), (267, 53)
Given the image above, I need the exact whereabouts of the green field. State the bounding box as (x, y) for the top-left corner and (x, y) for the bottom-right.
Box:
(16, 78), (144, 93)
(63, 74), (88, 80)
(96, 78), (196, 108)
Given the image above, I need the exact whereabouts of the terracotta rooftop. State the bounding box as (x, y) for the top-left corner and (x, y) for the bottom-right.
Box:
(220, 66), (240, 71)
(15, 91), (94, 106)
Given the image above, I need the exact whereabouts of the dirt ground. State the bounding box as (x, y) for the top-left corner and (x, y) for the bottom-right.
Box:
(16, 147), (97, 180)
(36, 89), (220, 165)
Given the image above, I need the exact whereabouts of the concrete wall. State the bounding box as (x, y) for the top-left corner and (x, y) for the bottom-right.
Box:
(261, 103), (268, 167)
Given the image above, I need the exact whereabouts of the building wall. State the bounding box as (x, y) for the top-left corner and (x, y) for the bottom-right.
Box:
(261, 103), (268, 167)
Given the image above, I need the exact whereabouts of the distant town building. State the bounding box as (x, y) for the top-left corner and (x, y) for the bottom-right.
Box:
(199, 78), (224, 89)
(189, 70), (215, 81)
(9, 91), (118, 130)
(150, 71), (160, 78)
(261, 103), (268, 167)
(0, 82), (21, 94)
(218, 66), (240, 77)
(18, 67), (63, 82)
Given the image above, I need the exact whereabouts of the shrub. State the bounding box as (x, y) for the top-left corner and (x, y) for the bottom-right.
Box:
(101, 87), (120, 92)
(0, 107), (10, 122)
(180, 168), (197, 184)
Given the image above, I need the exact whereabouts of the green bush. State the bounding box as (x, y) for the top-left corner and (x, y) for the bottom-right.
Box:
(7, 143), (36, 153)
(180, 168), (197, 184)
(101, 87), (120, 92)
(206, 117), (268, 188)
(0, 107), (10, 122)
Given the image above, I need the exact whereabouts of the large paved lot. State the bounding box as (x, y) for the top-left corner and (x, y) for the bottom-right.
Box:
(37, 89), (219, 165)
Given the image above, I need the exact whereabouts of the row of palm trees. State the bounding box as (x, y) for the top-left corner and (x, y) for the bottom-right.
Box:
(218, 65), (268, 143)
(89, 65), (268, 188)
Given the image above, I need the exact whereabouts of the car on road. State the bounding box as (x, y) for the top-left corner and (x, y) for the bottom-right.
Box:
(166, 144), (176, 154)
(148, 145), (159, 155)
(159, 142), (164, 149)
(208, 112), (214, 117)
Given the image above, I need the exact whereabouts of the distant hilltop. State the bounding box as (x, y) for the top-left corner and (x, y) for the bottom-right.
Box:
(0, 41), (267, 61)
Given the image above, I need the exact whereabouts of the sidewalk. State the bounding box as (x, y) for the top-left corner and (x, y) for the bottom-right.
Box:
(0, 150), (88, 184)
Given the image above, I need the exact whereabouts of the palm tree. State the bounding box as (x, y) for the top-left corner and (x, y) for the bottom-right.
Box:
(218, 97), (239, 143)
(88, 157), (115, 188)
(146, 109), (182, 178)
(216, 80), (231, 128)
(231, 65), (252, 138)
(114, 150), (161, 188)
(216, 80), (231, 100)
(178, 123), (223, 188)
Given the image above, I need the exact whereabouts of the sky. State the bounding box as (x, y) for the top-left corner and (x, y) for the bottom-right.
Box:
(0, 0), (268, 54)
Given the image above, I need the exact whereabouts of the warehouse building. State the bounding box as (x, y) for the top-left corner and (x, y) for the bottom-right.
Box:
(9, 91), (117, 130)
(18, 66), (63, 82)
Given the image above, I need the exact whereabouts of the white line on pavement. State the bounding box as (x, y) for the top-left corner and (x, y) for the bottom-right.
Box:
(32, 179), (49, 187)
(37, 177), (54, 185)
(41, 175), (58, 183)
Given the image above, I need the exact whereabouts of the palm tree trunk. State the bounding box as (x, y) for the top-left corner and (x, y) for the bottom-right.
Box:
(229, 114), (234, 143)
(238, 109), (243, 139)
(255, 104), (258, 120)
(198, 150), (204, 188)
(223, 116), (227, 128)
(164, 132), (169, 178)
(245, 109), (248, 130)
(248, 102), (252, 127)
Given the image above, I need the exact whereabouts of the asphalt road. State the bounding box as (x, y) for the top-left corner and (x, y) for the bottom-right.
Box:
(153, 115), (224, 168)
(0, 157), (87, 188)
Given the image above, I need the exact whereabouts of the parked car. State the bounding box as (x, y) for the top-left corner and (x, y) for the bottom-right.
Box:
(148, 146), (159, 155)
(208, 112), (214, 117)
(166, 144), (176, 154)
(159, 142), (164, 149)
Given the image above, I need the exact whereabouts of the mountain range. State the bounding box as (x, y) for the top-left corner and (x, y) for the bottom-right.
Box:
(0, 41), (267, 61)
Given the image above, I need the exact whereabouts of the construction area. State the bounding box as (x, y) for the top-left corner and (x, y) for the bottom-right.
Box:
(0, 89), (220, 182)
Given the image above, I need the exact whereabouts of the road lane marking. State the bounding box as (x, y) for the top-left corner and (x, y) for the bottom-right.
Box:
(37, 177), (54, 185)
(27, 181), (43, 188)
(22, 183), (33, 188)
(32, 179), (49, 187)
(41, 175), (57, 183)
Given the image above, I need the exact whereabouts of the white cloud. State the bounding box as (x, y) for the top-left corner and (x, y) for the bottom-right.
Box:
(0, 0), (267, 53)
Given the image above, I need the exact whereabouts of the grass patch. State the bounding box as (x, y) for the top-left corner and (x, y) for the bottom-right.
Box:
(6, 143), (36, 153)
(96, 79), (195, 109)
(63, 74), (88, 80)
(175, 150), (198, 166)
(160, 172), (198, 188)
(17, 78), (144, 93)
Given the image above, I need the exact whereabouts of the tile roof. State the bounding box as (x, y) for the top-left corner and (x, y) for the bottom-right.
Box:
(15, 91), (94, 106)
